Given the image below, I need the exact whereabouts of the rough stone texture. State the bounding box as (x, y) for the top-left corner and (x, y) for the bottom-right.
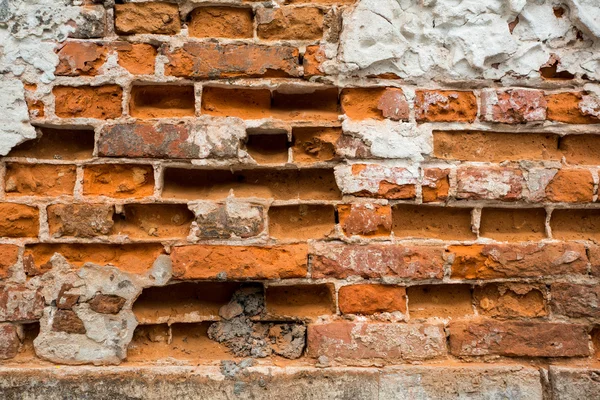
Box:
(549, 367), (600, 400)
(189, 200), (265, 240)
(47, 204), (114, 238)
(550, 283), (600, 318)
(0, 323), (19, 360)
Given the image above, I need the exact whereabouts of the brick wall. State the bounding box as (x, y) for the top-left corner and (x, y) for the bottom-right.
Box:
(1, 0), (600, 398)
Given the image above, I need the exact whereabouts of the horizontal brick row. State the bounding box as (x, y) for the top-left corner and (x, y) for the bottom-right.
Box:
(4, 200), (600, 242)
(2, 241), (597, 281)
(37, 85), (600, 125)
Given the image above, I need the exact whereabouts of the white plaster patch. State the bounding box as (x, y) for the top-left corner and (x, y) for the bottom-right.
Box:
(342, 119), (432, 161)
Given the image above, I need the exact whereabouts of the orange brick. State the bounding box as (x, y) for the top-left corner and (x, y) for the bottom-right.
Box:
(5, 164), (76, 197)
(171, 244), (308, 280)
(545, 169), (594, 203)
(0, 204), (39, 238)
(339, 285), (406, 314)
(114, 43), (156, 75)
(546, 92), (599, 124)
(257, 6), (323, 40)
(115, 2), (181, 35)
(341, 88), (408, 121)
(422, 168), (450, 203)
(338, 203), (392, 237)
(0, 245), (19, 279)
(188, 7), (253, 38)
(83, 164), (154, 198)
(53, 85), (123, 119)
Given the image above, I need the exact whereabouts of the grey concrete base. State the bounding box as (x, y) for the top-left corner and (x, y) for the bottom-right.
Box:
(0, 364), (546, 400)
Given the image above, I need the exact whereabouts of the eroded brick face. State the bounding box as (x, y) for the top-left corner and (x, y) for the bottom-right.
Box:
(2, 0), (600, 396)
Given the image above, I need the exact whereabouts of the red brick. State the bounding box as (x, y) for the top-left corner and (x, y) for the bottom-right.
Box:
(165, 43), (300, 78)
(456, 166), (524, 201)
(550, 283), (600, 319)
(53, 85), (123, 119)
(338, 203), (392, 237)
(115, 2), (181, 35)
(171, 244), (308, 280)
(449, 320), (589, 357)
(481, 89), (547, 123)
(98, 123), (200, 159)
(307, 322), (446, 362)
(311, 242), (445, 280)
(47, 204), (114, 238)
(545, 169), (594, 203)
(0, 323), (19, 360)
(415, 90), (477, 123)
(339, 285), (406, 315)
(0, 285), (44, 321)
(450, 243), (588, 279)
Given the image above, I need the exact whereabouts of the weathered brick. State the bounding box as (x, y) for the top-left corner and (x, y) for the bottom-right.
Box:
(114, 43), (156, 75)
(47, 204), (114, 238)
(338, 203), (392, 237)
(551, 209), (600, 241)
(266, 284), (336, 318)
(268, 204), (335, 240)
(456, 166), (524, 201)
(0, 323), (19, 359)
(83, 164), (154, 198)
(474, 283), (547, 318)
(292, 127), (341, 163)
(23, 243), (165, 276)
(481, 89), (547, 123)
(171, 244), (308, 280)
(422, 168), (450, 203)
(434, 131), (560, 162)
(0, 245), (19, 280)
(89, 294), (126, 314)
(303, 45), (325, 76)
(415, 90), (477, 123)
(545, 169), (594, 203)
(257, 6), (324, 40)
(55, 41), (106, 76)
(450, 243), (588, 279)
(307, 322), (446, 362)
(189, 201), (265, 239)
(341, 88), (409, 121)
(407, 285), (473, 319)
(5, 164), (76, 197)
(311, 242), (445, 280)
(546, 92), (600, 124)
(165, 43), (301, 78)
(0, 285), (44, 321)
(0, 203), (39, 238)
(550, 283), (600, 319)
(560, 134), (600, 165)
(336, 164), (417, 199)
(479, 208), (547, 242)
(188, 7), (253, 38)
(53, 85), (123, 119)
(449, 320), (589, 357)
(392, 205), (474, 240)
(98, 123), (198, 159)
(338, 285), (406, 315)
(115, 3), (181, 35)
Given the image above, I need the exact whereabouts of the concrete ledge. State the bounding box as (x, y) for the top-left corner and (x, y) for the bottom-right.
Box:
(0, 364), (543, 400)
(548, 366), (600, 400)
